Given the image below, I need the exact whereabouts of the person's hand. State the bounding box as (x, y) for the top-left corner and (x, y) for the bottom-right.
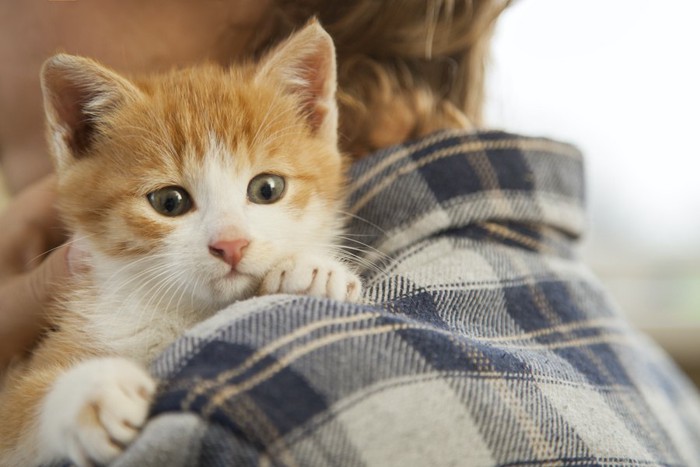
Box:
(0, 174), (72, 367)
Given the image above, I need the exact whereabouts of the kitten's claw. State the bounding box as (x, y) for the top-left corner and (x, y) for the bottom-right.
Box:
(260, 256), (362, 302)
(40, 357), (155, 467)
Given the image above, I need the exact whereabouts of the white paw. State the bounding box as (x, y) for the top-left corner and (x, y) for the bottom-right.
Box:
(39, 357), (156, 467)
(260, 256), (362, 302)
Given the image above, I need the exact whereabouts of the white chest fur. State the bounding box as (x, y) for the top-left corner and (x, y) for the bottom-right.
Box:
(72, 252), (217, 366)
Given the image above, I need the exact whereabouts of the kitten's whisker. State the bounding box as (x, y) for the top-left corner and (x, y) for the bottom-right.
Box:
(250, 99), (276, 149)
(336, 235), (392, 260)
(288, 240), (390, 277)
(250, 124), (306, 150)
(138, 268), (185, 329)
(338, 245), (390, 263)
(158, 270), (188, 319)
(256, 127), (306, 147)
(136, 261), (193, 311)
(160, 263), (197, 317)
(172, 273), (189, 316)
(336, 210), (388, 235)
(25, 233), (96, 267)
(333, 236), (394, 271)
(336, 250), (390, 277)
(335, 233), (377, 238)
(104, 270), (174, 329)
(102, 256), (178, 296)
(101, 254), (170, 285)
(110, 261), (182, 324)
(104, 253), (198, 311)
(174, 273), (196, 316)
(252, 104), (305, 143)
(250, 104), (299, 149)
(189, 275), (202, 312)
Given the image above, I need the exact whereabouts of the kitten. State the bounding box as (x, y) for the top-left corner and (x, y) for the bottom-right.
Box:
(0, 21), (360, 467)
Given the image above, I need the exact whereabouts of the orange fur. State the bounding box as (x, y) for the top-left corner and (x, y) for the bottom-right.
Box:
(0, 21), (355, 466)
(0, 303), (103, 463)
(57, 61), (343, 259)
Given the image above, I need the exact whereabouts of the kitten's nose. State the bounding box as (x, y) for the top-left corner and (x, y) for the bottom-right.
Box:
(209, 239), (249, 267)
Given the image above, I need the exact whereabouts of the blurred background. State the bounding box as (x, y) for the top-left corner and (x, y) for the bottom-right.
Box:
(485, 0), (700, 383)
(1, 0), (697, 382)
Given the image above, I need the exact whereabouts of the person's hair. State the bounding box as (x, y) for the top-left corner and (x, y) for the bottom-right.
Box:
(254, 0), (511, 157)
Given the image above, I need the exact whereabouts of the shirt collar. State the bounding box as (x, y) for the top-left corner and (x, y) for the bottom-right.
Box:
(345, 129), (585, 256)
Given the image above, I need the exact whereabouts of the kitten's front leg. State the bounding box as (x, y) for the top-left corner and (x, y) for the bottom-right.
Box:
(260, 255), (362, 302)
(39, 357), (155, 467)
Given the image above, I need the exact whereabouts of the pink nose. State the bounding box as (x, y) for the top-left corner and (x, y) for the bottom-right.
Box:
(208, 239), (249, 267)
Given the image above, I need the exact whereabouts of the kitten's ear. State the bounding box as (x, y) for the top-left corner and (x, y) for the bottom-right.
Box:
(256, 20), (338, 145)
(41, 54), (142, 172)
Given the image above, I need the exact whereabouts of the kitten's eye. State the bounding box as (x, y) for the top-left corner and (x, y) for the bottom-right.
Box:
(247, 174), (286, 204)
(147, 186), (192, 217)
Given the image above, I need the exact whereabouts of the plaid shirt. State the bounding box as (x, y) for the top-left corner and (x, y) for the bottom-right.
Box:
(109, 130), (700, 466)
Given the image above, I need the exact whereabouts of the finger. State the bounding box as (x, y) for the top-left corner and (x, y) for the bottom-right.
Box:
(0, 244), (71, 368)
(0, 174), (67, 279)
(30, 175), (67, 250)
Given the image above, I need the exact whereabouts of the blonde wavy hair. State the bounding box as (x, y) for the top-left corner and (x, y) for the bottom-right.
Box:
(254, 0), (510, 157)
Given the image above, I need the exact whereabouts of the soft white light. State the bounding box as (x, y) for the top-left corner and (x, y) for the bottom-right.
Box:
(486, 0), (700, 258)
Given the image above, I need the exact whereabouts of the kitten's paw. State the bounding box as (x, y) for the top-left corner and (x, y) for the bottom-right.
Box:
(260, 256), (362, 302)
(40, 357), (156, 467)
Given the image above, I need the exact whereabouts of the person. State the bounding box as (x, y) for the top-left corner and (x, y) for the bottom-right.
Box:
(2, 1), (700, 465)
(0, 175), (69, 366)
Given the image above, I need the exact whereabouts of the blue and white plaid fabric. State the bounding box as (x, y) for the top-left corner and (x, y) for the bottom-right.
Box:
(114, 130), (700, 466)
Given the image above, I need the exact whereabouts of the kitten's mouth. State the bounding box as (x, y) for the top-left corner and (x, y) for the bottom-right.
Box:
(225, 268), (240, 278)
(224, 266), (254, 280)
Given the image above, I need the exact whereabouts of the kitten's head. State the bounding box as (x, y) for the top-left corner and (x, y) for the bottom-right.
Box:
(41, 21), (345, 312)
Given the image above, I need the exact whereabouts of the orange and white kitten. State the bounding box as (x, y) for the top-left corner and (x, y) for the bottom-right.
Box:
(0, 22), (360, 467)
